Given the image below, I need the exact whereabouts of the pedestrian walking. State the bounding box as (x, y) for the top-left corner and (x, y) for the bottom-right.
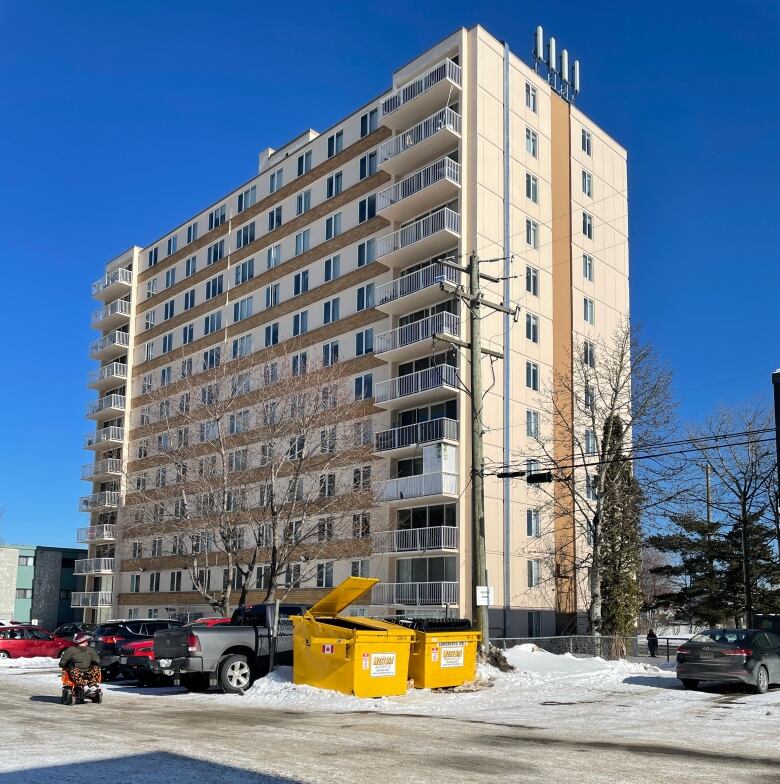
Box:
(647, 629), (659, 658)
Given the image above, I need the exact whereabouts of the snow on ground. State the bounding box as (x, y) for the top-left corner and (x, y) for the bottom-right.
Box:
(0, 655), (60, 670)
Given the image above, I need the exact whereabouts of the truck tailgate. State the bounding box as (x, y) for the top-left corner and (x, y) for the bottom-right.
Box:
(154, 626), (189, 659)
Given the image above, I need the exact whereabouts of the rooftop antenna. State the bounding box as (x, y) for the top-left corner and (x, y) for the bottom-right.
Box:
(572, 59), (581, 97)
(560, 49), (569, 99)
(547, 37), (557, 90)
(533, 26), (544, 71)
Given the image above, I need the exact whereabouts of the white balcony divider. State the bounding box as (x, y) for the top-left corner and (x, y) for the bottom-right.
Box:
(375, 311), (459, 355)
(378, 108), (461, 164)
(92, 267), (132, 296)
(376, 157), (461, 213)
(91, 298), (131, 325)
(74, 558), (115, 575)
(375, 364), (459, 404)
(376, 262), (459, 308)
(373, 526), (458, 553)
(380, 471), (458, 502)
(372, 581), (458, 605)
(381, 59), (461, 118)
(81, 458), (122, 480)
(88, 362), (128, 385)
(86, 394), (126, 417)
(375, 417), (458, 452)
(77, 525), (117, 543)
(79, 491), (120, 511)
(71, 591), (113, 608)
(376, 207), (460, 260)
(90, 330), (130, 355)
(84, 426), (125, 448)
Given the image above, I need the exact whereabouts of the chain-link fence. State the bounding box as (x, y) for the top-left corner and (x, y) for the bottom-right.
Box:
(491, 635), (690, 661)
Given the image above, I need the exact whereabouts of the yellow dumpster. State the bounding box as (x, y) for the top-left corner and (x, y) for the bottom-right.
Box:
(395, 618), (481, 689)
(291, 577), (415, 698)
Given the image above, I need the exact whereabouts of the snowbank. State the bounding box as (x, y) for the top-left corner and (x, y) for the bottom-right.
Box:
(0, 656), (60, 670)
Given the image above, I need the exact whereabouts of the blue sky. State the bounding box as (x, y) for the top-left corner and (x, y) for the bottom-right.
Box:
(0, 1), (777, 547)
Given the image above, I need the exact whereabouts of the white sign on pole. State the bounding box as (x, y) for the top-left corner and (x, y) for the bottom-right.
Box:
(475, 586), (494, 606)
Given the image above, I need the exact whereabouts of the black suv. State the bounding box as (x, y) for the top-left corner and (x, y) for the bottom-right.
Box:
(92, 619), (183, 679)
(53, 622), (95, 640)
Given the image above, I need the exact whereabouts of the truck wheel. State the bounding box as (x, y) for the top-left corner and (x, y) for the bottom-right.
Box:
(180, 673), (210, 693)
(218, 654), (252, 694)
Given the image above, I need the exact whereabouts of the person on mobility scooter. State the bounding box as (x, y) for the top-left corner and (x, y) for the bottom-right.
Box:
(59, 632), (102, 705)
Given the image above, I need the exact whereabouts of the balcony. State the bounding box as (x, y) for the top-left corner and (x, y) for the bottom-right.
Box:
(375, 262), (459, 316)
(372, 581), (458, 606)
(375, 311), (459, 363)
(84, 426), (124, 450)
(375, 418), (458, 458)
(375, 364), (459, 409)
(74, 558), (115, 576)
(71, 591), (113, 608)
(92, 267), (132, 301)
(373, 526), (459, 554)
(88, 362), (127, 390)
(377, 157), (461, 224)
(378, 108), (461, 177)
(91, 298), (131, 330)
(380, 59), (462, 131)
(85, 394), (126, 420)
(90, 330), (130, 361)
(77, 525), (116, 544)
(379, 471), (459, 506)
(376, 207), (460, 269)
(81, 458), (122, 482)
(79, 491), (120, 513)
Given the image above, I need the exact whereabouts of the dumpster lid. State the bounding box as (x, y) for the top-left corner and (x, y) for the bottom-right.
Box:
(308, 577), (379, 617)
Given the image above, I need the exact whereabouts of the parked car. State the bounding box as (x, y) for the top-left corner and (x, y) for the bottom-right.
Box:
(153, 603), (307, 694)
(191, 617), (232, 627)
(54, 622), (96, 641)
(677, 628), (780, 694)
(0, 625), (71, 659)
(91, 619), (184, 679)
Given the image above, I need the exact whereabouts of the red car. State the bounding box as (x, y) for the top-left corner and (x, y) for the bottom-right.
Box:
(0, 625), (71, 659)
(191, 617), (231, 627)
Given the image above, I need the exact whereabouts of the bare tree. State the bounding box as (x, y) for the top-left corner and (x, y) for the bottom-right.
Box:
(120, 342), (377, 616)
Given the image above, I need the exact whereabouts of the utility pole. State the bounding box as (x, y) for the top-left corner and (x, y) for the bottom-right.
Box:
(705, 464), (711, 525)
(773, 370), (780, 556)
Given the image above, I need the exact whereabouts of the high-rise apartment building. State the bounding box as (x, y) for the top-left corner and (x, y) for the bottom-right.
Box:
(78, 26), (628, 636)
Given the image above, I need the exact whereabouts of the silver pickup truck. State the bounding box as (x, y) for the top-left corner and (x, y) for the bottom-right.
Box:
(153, 603), (307, 694)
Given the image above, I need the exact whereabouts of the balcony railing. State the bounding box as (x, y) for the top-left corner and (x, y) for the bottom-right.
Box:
(375, 311), (459, 356)
(77, 525), (116, 543)
(375, 418), (458, 452)
(85, 394), (126, 417)
(71, 591), (113, 608)
(84, 426), (125, 449)
(88, 362), (128, 386)
(81, 458), (122, 480)
(375, 364), (459, 405)
(92, 267), (132, 297)
(74, 558), (115, 575)
(376, 207), (460, 260)
(378, 107), (461, 165)
(79, 491), (120, 512)
(376, 157), (461, 214)
(372, 581), (458, 606)
(90, 330), (130, 356)
(381, 59), (461, 119)
(376, 263), (459, 309)
(91, 298), (131, 325)
(379, 472), (458, 502)
(373, 526), (459, 553)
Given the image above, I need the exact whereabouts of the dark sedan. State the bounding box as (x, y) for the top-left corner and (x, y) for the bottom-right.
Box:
(676, 629), (780, 694)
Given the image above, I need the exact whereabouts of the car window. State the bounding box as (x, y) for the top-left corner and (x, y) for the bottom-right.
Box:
(690, 630), (752, 645)
(125, 623), (145, 636)
(26, 628), (52, 640)
(765, 632), (780, 648)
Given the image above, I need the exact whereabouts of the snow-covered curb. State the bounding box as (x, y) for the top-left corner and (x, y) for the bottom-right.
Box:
(0, 656), (60, 671)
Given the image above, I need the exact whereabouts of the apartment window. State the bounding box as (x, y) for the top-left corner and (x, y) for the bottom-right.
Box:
(229, 410), (250, 435)
(268, 206), (282, 231)
(146, 279), (157, 299)
(353, 420), (372, 446)
(266, 244), (281, 269)
(149, 572), (161, 592)
(182, 324), (193, 345)
(319, 473), (336, 498)
(292, 310), (308, 336)
(236, 222), (255, 249)
(183, 289), (196, 310)
(525, 82), (537, 112)
(584, 297), (595, 325)
(582, 211), (593, 239)
(208, 205), (226, 230)
(526, 173), (538, 203)
(585, 428), (597, 455)
(353, 466), (371, 491)
(296, 189), (311, 216)
(583, 383), (595, 411)
(358, 195), (376, 223)
(526, 219), (539, 249)
(295, 229), (310, 256)
(353, 512), (371, 538)
(203, 347), (221, 370)
(269, 168), (283, 193)
(207, 239), (225, 265)
(293, 269), (309, 296)
(167, 235), (178, 256)
(324, 255), (340, 281)
(197, 568), (212, 591)
(323, 297), (339, 324)
(165, 267), (176, 288)
(320, 426), (336, 454)
(265, 282), (280, 309)
(528, 610), (542, 638)
(232, 372), (250, 396)
(169, 571), (182, 592)
(582, 170), (593, 197)
(233, 295), (253, 322)
(525, 265), (539, 296)
(147, 247), (158, 267)
(359, 152), (377, 180)
(288, 435), (305, 461)
(357, 239), (375, 267)
(139, 406), (151, 426)
(232, 334), (252, 359)
(205, 275), (223, 300)
(583, 340), (596, 368)
(354, 373), (372, 400)
(130, 574), (140, 593)
(203, 311), (222, 335)
(355, 328), (373, 356)
(264, 322), (279, 347)
(360, 108), (378, 137)
(141, 374), (153, 394)
(527, 560), (541, 588)
(356, 284), (374, 312)
(163, 300), (175, 320)
(316, 562), (334, 588)
(284, 564), (301, 588)
(526, 313), (539, 343)
(235, 258), (254, 286)
(136, 438), (148, 460)
(325, 213), (342, 240)
(322, 341), (339, 367)
(583, 254), (594, 282)
(526, 361), (539, 391)
(297, 150), (312, 176)
(351, 559), (369, 578)
(327, 130), (344, 158)
(263, 362), (278, 386)
(326, 171), (342, 198)
(18, 555), (34, 567)
(291, 351), (307, 377)
(144, 310), (156, 331)
(160, 366), (172, 387)
(525, 127), (538, 157)
(158, 400), (170, 421)
(526, 409), (540, 439)
(201, 383), (218, 405)
(237, 184), (256, 213)
(151, 537), (163, 557)
(186, 222), (198, 244)
(161, 333), (173, 353)
(185, 256), (197, 277)
(527, 509), (541, 538)
(582, 128), (592, 155)
(177, 426), (189, 448)
(586, 473), (597, 501)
